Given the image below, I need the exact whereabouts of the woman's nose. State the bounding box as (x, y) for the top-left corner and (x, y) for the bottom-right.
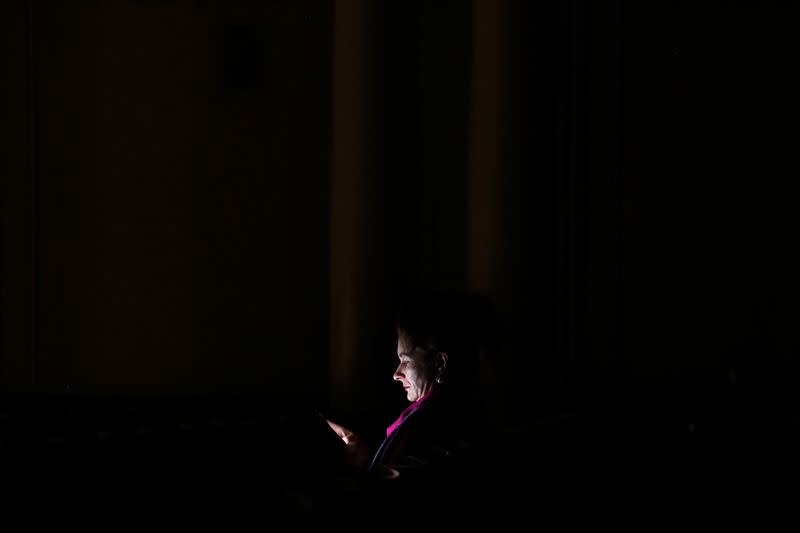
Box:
(393, 366), (403, 380)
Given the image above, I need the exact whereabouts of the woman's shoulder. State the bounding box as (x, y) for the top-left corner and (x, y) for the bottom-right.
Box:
(378, 393), (483, 485)
(416, 384), (480, 416)
(400, 388), (478, 443)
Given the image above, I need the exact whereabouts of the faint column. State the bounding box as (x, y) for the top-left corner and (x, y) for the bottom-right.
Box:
(467, 0), (512, 296)
(329, 0), (383, 415)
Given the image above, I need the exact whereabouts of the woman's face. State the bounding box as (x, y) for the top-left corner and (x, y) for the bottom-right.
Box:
(393, 335), (436, 402)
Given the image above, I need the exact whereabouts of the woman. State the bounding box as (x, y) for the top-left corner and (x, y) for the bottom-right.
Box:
(326, 290), (492, 474)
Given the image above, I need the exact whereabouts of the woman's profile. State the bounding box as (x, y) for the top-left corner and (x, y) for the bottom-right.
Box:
(325, 289), (494, 477)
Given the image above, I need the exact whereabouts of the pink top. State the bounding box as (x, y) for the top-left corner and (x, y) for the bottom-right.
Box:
(385, 387), (437, 438)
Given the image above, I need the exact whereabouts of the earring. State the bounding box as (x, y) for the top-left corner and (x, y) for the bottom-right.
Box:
(435, 370), (444, 384)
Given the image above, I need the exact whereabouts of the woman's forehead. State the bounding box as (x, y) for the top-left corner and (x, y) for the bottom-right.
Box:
(396, 335), (421, 355)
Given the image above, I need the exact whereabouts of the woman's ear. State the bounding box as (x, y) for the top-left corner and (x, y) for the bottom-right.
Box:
(437, 352), (449, 371)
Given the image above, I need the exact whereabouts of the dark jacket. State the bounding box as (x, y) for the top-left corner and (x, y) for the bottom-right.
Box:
(368, 384), (478, 471)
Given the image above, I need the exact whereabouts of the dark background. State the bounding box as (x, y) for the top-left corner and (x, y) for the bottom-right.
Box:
(3, 1), (800, 530)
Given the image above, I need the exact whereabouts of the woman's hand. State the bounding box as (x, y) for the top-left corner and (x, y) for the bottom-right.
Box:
(325, 419), (369, 470)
